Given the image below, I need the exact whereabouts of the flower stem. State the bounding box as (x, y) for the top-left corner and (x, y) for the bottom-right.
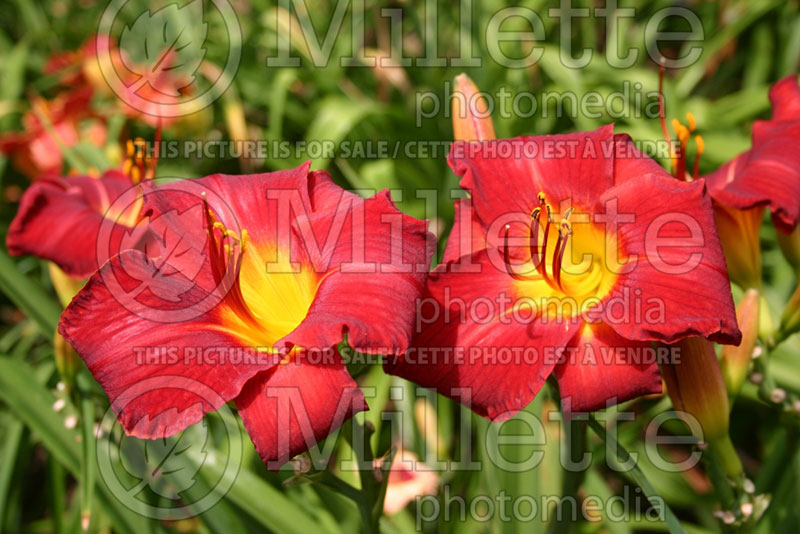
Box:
(586, 415), (686, 534)
(548, 417), (587, 534)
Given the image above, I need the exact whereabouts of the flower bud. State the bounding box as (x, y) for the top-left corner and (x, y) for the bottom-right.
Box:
(779, 283), (800, 342)
(661, 337), (743, 479)
(54, 331), (78, 392)
(777, 225), (800, 277)
(721, 289), (760, 398)
(713, 204), (763, 290)
(451, 74), (496, 142)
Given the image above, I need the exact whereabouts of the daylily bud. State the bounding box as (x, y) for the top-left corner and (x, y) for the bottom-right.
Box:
(713, 204), (764, 290)
(661, 337), (743, 479)
(451, 74), (496, 142)
(721, 289), (760, 398)
(777, 225), (800, 277)
(54, 331), (78, 392)
(778, 283), (800, 342)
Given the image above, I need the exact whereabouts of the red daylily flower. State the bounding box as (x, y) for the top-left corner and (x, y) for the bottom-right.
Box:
(691, 75), (800, 289)
(379, 448), (439, 515)
(0, 89), (105, 179)
(386, 124), (741, 420)
(704, 75), (800, 234)
(58, 162), (432, 467)
(6, 169), (142, 279)
(45, 34), (192, 127)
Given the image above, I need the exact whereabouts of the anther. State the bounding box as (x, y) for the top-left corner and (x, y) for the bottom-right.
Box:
(692, 134), (704, 179)
(686, 112), (697, 132)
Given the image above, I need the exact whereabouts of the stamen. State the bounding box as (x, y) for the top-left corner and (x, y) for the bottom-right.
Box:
(536, 206), (554, 286)
(553, 220), (572, 290)
(123, 138), (151, 184)
(529, 208), (542, 268)
(202, 194), (259, 328)
(671, 119), (689, 181)
(686, 112), (697, 132)
(658, 59), (671, 148)
(692, 135), (704, 180)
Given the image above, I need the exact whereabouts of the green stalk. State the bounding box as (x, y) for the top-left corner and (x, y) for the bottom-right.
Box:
(587, 415), (686, 534)
(549, 418), (588, 534)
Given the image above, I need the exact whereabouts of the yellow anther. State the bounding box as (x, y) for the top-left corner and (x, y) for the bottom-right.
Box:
(537, 192), (546, 205)
(126, 139), (135, 157)
(531, 207), (541, 219)
(213, 221), (228, 235)
(695, 135), (705, 156)
(224, 243), (231, 257)
(686, 112), (697, 132)
(675, 123), (690, 145)
(122, 158), (133, 176)
(130, 167), (141, 184)
(545, 204), (552, 222)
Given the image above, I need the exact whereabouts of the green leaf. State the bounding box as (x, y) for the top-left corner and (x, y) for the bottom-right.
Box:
(0, 357), (149, 533)
(0, 252), (61, 336)
(184, 444), (325, 534)
(587, 415), (686, 534)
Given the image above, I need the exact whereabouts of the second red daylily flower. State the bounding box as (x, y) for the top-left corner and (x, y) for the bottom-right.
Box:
(6, 169), (143, 279)
(0, 89), (105, 179)
(386, 124), (741, 420)
(699, 76), (800, 288)
(704, 75), (800, 234)
(59, 162), (432, 467)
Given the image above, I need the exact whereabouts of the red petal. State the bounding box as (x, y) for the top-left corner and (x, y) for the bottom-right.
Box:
(555, 323), (662, 415)
(704, 119), (800, 233)
(441, 198), (489, 264)
(596, 174), (740, 345)
(235, 355), (367, 469)
(704, 77), (800, 232)
(279, 188), (433, 354)
(612, 133), (672, 186)
(385, 249), (582, 421)
(448, 125), (615, 236)
(768, 75), (800, 121)
(141, 162), (314, 250)
(7, 171), (136, 278)
(59, 250), (276, 438)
